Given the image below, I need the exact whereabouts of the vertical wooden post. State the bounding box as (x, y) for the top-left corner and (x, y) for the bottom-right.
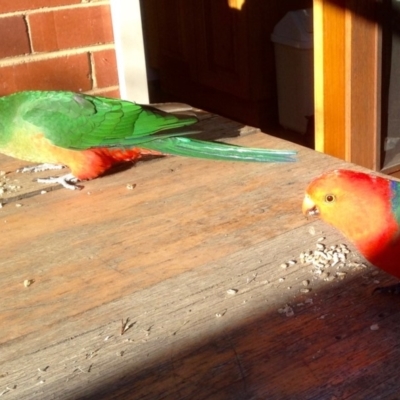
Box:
(346, 0), (380, 170)
(314, 0), (346, 159)
(313, 0), (380, 170)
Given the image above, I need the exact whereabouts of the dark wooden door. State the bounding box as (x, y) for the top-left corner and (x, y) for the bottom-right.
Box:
(141, 0), (312, 129)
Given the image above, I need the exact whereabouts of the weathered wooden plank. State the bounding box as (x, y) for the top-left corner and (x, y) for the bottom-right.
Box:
(0, 221), (398, 399)
(1, 115), (399, 399)
(0, 133), (335, 343)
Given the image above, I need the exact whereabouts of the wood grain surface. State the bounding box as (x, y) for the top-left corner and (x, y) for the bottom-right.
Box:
(0, 109), (399, 399)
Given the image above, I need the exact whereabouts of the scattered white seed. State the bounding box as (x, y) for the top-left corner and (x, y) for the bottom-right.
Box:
(278, 277), (285, 282)
(302, 280), (310, 286)
(0, 385), (16, 396)
(40, 190), (47, 195)
(300, 288), (310, 293)
(280, 263), (288, 269)
(15, 203), (22, 208)
(314, 269), (322, 276)
(23, 279), (34, 287)
(126, 183), (137, 190)
(370, 324), (379, 331)
(278, 304), (294, 317)
(226, 288), (238, 295)
(314, 250), (328, 259)
(319, 271), (329, 280)
(314, 261), (326, 269)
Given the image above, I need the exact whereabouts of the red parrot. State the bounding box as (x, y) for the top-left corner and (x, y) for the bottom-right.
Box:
(0, 91), (297, 190)
(302, 169), (400, 293)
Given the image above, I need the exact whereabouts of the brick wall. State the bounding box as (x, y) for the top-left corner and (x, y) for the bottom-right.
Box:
(0, 0), (120, 97)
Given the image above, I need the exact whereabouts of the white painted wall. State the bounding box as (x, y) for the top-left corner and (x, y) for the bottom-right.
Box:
(110, 0), (149, 103)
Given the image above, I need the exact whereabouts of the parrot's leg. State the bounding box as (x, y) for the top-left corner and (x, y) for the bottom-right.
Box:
(36, 173), (82, 191)
(373, 283), (400, 295)
(17, 163), (65, 173)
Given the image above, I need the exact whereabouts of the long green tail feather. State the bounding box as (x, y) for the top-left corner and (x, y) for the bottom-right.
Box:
(140, 137), (297, 163)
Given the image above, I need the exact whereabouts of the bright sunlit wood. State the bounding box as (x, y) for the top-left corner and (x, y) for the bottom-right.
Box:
(313, 0), (324, 153)
(227, 0), (245, 10)
(314, 0), (380, 170)
(2, 105), (397, 398)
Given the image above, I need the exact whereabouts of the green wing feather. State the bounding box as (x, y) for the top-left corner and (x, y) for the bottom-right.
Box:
(140, 137), (296, 162)
(16, 91), (197, 148)
(6, 91), (297, 163)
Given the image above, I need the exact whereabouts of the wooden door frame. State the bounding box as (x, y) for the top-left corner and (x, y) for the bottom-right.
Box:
(314, 0), (381, 170)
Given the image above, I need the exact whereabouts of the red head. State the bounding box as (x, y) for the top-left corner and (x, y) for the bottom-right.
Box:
(302, 169), (399, 264)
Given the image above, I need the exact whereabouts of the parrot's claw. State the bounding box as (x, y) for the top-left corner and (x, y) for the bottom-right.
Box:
(373, 283), (400, 295)
(17, 163), (65, 173)
(36, 173), (83, 190)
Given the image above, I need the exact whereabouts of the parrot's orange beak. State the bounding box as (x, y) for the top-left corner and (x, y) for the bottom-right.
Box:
(302, 194), (319, 217)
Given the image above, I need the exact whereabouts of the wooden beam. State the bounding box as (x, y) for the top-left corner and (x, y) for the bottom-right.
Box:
(347, 0), (380, 170)
(314, 0), (346, 159)
(314, 0), (380, 169)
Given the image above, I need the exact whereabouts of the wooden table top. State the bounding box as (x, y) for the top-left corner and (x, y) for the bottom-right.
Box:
(1, 107), (399, 400)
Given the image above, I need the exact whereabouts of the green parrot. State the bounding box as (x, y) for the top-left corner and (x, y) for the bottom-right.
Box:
(0, 91), (297, 189)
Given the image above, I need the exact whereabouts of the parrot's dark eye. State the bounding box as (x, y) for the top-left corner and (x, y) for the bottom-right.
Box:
(325, 194), (336, 203)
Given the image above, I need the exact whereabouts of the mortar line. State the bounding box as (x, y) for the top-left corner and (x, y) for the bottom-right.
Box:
(0, 44), (116, 67)
(0, 1), (111, 19)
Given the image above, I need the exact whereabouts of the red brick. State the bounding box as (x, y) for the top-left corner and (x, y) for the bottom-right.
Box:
(0, 53), (92, 96)
(30, 5), (114, 53)
(92, 49), (118, 88)
(0, 16), (30, 58)
(0, 0), (80, 14)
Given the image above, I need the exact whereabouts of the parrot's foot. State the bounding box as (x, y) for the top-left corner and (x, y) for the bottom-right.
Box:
(17, 163), (65, 173)
(373, 283), (400, 295)
(36, 173), (82, 190)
